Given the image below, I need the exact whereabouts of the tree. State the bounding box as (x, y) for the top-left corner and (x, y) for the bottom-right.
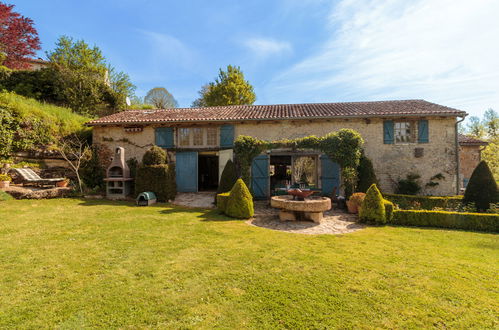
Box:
(193, 65), (256, 107)
(107, 65), (136, 109)
(0, 3), (41, 69)
(463, 160), (498, 212)
(483, 108), (499, 139)
(57, 134), (91, 194)
(466, 116), (485, 138)
(481, 138), (499, 181)
(356, 154), (378, 193)
(191, 84), (211, 107)
(144, 87), (178, 109)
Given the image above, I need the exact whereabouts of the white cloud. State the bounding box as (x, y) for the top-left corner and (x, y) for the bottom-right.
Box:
(243, 37), (292, 59)
(266, 0), (499, 116)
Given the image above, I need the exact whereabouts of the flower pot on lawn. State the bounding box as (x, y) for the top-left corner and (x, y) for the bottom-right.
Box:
(346, 200), (358, 214)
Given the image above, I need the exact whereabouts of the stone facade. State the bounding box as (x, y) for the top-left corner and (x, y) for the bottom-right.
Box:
(92, 116), (459, 196)
(459, 145), (483, 187)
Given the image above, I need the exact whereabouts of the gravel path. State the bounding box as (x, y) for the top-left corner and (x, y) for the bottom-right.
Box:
(247, 201), (364, 235)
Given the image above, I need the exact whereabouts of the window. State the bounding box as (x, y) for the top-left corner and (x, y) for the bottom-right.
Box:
(179, 128), (190, 146)
(394, 121), (415, 143)
(193, 128), (203, 146)
(293, 156), (317, 186)
(206, 127), (217, 146)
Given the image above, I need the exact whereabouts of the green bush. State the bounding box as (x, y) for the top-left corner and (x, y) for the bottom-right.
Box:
(218, 159), (238, 194)
(225, 179), (254, 219)
(142, 146), (167, 166)
(216, 192), (230, 213)
(384, 194), (463, 210)
(359, 184), (386, 224)
(463, 160), (499, 212)
(357, 154), (378, 193)
(383, 199), (395, 222)
(0, 190), (13, 201)
(81, 146), (106, 191)
(135, 164), (176, 202)
(395, 173), (422, 195)
(391, 210), (499, 232)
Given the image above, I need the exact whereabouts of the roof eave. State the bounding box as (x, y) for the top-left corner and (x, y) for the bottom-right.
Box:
(86, 112), (467, 127)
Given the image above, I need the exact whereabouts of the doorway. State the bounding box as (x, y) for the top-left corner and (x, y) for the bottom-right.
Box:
(198, 154), (219, 191)
(270, 155), (292, 191)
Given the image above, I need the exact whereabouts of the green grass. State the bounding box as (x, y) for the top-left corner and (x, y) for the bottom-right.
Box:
(0, 190), (13, 201)
(0, 199), (497, 328)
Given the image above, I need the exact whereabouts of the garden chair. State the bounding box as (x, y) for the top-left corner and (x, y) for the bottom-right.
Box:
(13, 168), (64, 187)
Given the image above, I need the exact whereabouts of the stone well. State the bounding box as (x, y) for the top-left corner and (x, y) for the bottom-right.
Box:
(270, 195), (332, 223)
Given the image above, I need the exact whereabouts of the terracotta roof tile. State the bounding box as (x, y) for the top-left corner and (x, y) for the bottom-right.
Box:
(87, 99), (467, 126)
(458, 134), (488, 145)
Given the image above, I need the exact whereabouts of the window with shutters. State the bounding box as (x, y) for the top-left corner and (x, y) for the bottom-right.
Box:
(394, 121), (416, 143)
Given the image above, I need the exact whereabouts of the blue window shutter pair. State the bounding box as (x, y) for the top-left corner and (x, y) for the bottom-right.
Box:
(220, 124), (234, 148)
(418, 119), (429, 143)
(383, 120), (394, 144)
(155, 127), (174, 148)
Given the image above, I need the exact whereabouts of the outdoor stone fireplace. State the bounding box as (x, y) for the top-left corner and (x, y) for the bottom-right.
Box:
(104, 147), (133, 199)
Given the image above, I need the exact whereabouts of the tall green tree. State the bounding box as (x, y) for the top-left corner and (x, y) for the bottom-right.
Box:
(144, 87), (178, 109)
(466, 116), (485, 138)
(483, 108), (498, 138)
(107, 65), (136, 108)
(463, 160), (498, 211)
(193, 65), (256, 107)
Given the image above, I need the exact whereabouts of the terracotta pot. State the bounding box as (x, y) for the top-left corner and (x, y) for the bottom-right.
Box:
(56, 181), (68, 188)
(346, 200), (358, 214)
(0, 181), (10, 189)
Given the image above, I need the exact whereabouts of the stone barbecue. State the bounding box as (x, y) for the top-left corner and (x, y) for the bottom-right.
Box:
(104, 147), (133, 199)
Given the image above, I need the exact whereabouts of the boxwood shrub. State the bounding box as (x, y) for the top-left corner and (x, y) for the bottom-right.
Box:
(216, 192), (230, 213)
(359, 184), (386, 224)
(384, 193), (463, 210)
(225, 179), (254, 219)
(135, 164), (176, 202)
(383, 199), (395, 222)
(391, 210), (499, 232)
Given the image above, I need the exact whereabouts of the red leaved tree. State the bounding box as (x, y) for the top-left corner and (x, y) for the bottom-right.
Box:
(0, 2), (41, 69)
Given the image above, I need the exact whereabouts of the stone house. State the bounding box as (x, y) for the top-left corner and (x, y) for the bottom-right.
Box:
(458, 134), (488, 189)
(87, 100), (467, 197)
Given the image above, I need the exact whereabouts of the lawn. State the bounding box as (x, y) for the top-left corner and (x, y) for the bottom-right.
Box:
(0, 199), (497, 328)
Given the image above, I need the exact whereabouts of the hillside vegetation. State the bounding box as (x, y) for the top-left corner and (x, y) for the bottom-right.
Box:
(0, 91), (91, 158)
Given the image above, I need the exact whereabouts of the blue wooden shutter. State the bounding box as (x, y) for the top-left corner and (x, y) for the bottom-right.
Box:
(220, 124), (234, 148)
(251, 154), (269, 199)
(320, 155), (340, 195)
(383, 120), (394, 144)
(155, 127), (174, 148)
(418, 119), (429, 143)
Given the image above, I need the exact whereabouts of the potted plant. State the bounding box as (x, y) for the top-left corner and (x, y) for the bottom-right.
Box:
(346, 192), (366, 214)
(56, 178), (70, 188)
(0, 174), (12, 189)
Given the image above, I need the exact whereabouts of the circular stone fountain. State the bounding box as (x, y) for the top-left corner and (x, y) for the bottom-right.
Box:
(271, 195), (332, 223)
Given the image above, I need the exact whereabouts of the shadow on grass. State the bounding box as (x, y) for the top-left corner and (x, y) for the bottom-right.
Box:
(75, 197), (237, 222)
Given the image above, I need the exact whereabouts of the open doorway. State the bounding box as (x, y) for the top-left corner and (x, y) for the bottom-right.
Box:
(270, 155), (292, 191)
(198, 154), (218, 191)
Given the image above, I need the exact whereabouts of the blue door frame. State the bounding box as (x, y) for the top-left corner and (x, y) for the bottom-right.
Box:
(176, 151), (198, 192)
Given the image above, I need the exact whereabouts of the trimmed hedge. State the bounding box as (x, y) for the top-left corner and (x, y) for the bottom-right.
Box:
(384, 199), (395, 222)
(216, 192), (230, 213)
(391, 210), (499, 232)
(463, 160), (498, 211)
(384, 193), (463, 210)
(225, 179), (254, 219)
(142, 146), (167, 166)
(135, 164), (176, 202)
(359, 184), (385, 224)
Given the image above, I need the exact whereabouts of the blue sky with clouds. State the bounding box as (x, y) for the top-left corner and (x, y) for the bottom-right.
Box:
(14, 0), (499, 117)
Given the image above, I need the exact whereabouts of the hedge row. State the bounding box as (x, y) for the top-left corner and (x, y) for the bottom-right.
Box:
(135, 164), (176, 202)
(384, 193), (463, 210)
(391, 210), (499, 232)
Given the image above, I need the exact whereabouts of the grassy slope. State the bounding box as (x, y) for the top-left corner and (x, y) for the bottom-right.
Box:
(0, 199), (497, 328)
(0, 91), (91, 137)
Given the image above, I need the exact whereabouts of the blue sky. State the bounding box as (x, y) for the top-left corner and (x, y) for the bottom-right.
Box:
(14, 0), (499, 117)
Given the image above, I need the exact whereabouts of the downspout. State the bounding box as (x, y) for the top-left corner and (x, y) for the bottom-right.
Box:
(455, 115), (467, 194)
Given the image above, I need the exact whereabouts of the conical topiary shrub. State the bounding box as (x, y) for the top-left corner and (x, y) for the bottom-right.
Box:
(359, 184), (386, 224)
(225, 179), (254, 219)
(357, 154), (378, 193)
(463, 160), (498, 211)
(217, 159), (238, 194)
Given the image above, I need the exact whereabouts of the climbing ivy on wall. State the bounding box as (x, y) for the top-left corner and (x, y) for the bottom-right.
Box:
(233, 129), (364, 195)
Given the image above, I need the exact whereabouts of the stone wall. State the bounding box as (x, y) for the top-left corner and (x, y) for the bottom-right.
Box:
(236, 117), (458, 195)
(92, 116), (459, 195)
(459, 145), (482, 185)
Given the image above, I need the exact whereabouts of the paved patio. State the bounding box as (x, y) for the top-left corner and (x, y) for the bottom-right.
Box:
(172, 191), (216, 208)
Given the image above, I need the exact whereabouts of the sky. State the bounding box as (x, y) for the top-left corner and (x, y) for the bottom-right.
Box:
(14, 0), (499, 118)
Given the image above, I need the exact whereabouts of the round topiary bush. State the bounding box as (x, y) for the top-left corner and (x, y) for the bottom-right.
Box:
(357, 154), (378, 193)
(463, 160), (498, 212)
(142, 146), (167, 165)
(225, 179), (254, 219)
(359, 184), (386, 224)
